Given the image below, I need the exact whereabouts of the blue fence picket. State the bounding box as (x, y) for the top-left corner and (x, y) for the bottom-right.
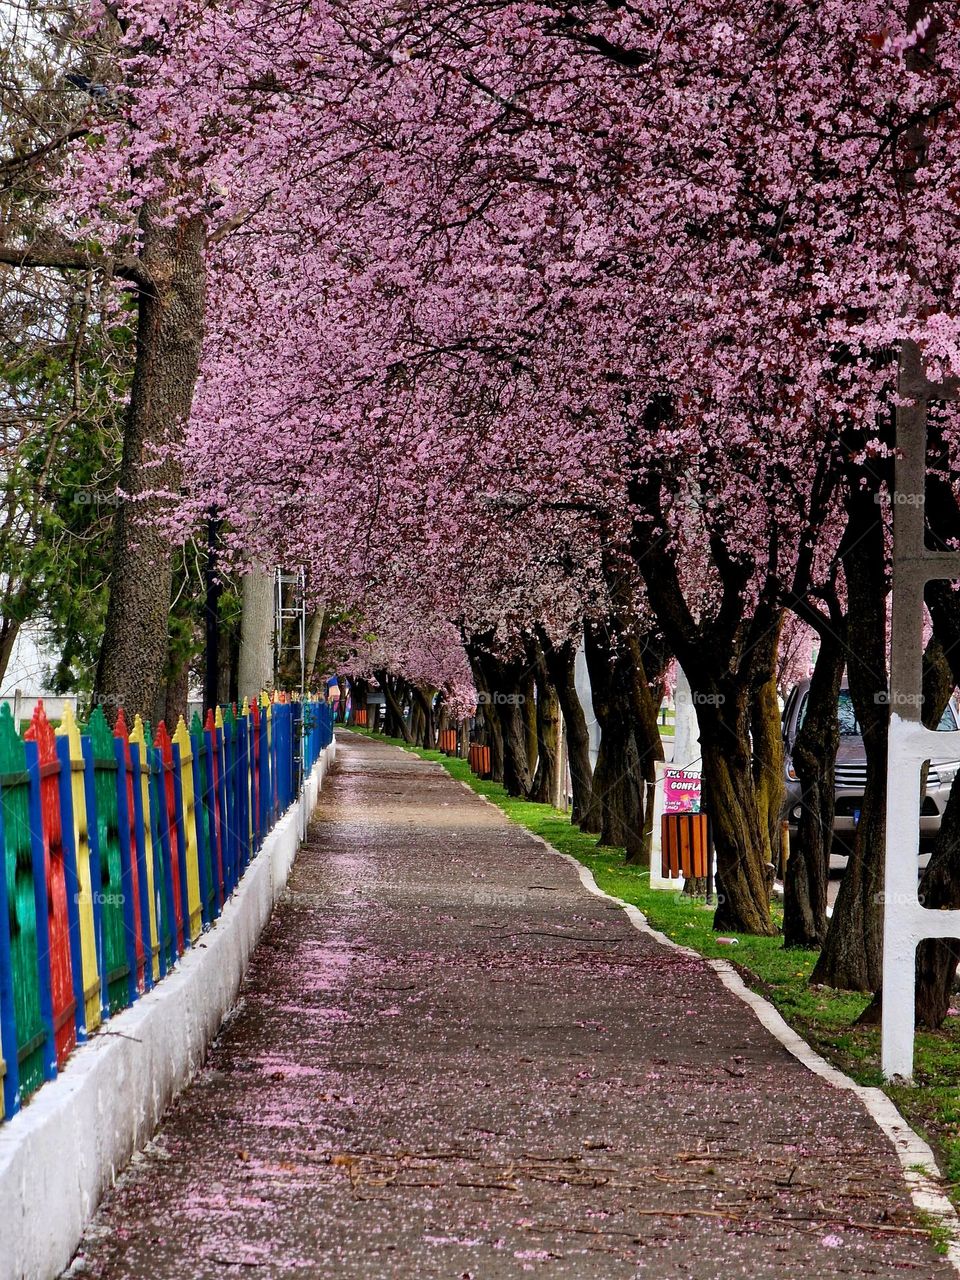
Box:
(0, 794), (20, 1120)
(112, 737), (141, 1008)
(189, 722), (215, 927)
(236, 716), (250, 875)
(0, 690), (332, 1127)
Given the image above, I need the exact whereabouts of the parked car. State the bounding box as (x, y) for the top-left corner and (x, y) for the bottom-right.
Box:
(781, 679), (960, 848)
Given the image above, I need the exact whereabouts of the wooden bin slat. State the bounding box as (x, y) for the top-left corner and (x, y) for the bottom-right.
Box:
(661, 813), (709, 879)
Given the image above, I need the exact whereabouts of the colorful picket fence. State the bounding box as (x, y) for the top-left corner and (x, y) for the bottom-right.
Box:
(0, 693), (334, 1123)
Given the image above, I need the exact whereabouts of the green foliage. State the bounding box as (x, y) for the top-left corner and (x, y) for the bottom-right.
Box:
(0, 291), (132, 693)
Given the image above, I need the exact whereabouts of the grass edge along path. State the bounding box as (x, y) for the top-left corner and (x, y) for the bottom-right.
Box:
(346, 727), (960, 1227)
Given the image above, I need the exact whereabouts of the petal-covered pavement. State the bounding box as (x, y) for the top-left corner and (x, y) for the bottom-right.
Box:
(68, 731), (954, 1279)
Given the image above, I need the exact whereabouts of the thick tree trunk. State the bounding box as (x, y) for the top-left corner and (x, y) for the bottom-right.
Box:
(583, 616), (650, 865)
(500, 679), (533, 796)
(411, 699), (424, 746)
(812, 484), (889, 991)
(162, 656), (190, 728)
(465, 651), (504, 780)
(628, 465), (778, 933)
(783, 630), (844, 949)
(465, 634), (531, 796)
(94, 211), (205, 722)
(412, 686), (436, 748)
(529, 643), (560, 804)
(536, 627), (594, 825)
(376, 670), (412, 743)
(349, 677), (370, 725)
(696, 676), (777, 936)
(238, 568), (275, 699)
(751, 620), (785, 870)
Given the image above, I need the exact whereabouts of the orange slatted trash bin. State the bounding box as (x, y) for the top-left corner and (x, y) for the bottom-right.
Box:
(660, 812), (710, 880)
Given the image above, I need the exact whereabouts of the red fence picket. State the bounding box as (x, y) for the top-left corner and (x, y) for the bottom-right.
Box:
(24, 705), (77, 1068)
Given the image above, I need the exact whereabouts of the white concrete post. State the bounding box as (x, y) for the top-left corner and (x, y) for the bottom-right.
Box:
(882, 344), (960, 1079)
(673, 666), (701, 770)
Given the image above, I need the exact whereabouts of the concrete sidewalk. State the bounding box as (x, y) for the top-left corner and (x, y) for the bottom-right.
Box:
(67, 731), (953, 1278)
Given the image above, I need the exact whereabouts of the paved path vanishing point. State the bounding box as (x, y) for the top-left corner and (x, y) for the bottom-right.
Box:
(67, 731), (953, 1279)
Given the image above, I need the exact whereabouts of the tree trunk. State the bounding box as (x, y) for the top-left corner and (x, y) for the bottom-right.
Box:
(238, 568), (275, 699)
(349, 676), (370, 725)
(411, 699), (424, 747)
(812, 483), (889, 991)
(696, 676), (777, 936)
(582, 615), (646, 860)
(465, 634), (531, 796)
(783, 629), (844, 949)
(0, 614), (21, 690)
(465, 649), (504, 781)
(376, 670), (412, 743)
(500, 675), (533, 796)
(94, 210), (206, 721)
(162, 655), (190, 728)
(529, 643), (560, 804)
(751, 618), (785, 870)
(304, 608), (324, 684)
(628, 471), (777, 933)
(218, 622), (236, 707)
(412, 686), (436, 748)
(536, 627), (594, 825)
(522, 672), (538, 777)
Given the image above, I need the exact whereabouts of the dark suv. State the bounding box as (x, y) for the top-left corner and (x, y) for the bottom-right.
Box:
(781, 680), (960, 849)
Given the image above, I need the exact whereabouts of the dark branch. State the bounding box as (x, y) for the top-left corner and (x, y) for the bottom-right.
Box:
(0, 243), (145, 285)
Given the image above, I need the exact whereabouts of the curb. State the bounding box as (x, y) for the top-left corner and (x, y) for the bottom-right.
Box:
(0, 741), (337, 1280)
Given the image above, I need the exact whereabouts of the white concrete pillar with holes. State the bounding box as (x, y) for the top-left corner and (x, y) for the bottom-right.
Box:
(882, 343), (960, 1079)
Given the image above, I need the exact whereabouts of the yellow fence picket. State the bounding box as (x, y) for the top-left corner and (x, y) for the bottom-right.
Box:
(55, 707), (101, 1032)
(172, 718), (203, 943)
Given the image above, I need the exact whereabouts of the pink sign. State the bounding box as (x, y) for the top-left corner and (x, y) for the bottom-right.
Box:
(663, 767), (702, 814)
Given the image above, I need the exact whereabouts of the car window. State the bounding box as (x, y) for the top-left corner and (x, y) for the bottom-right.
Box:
(838, 692), (859, 736)
(794, 691), (860, 736)
(795, 691), (958, 735)
(938, 703), (958, 732)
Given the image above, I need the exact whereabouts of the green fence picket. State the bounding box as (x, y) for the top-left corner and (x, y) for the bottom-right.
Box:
(84, 709), (132, 1013)
(0, 705), (51, 1099)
